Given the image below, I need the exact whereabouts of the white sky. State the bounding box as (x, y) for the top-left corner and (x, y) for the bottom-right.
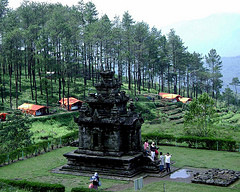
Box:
(8, 0), (240, 28)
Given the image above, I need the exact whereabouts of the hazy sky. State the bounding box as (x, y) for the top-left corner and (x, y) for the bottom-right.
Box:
(8, 0), (240, 28)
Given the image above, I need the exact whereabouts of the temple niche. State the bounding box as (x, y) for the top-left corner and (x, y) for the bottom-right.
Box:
(61, 70), (159, 177)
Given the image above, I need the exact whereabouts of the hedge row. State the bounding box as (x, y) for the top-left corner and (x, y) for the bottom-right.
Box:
(0, 130), (78, 165)
(0, 179), (65, 192)
(31, 111), (79, 122)
(142, 133), (238, 151)
(0, 180), (107, 192)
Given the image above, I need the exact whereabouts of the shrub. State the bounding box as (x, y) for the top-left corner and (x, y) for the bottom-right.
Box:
(0, 129), (78, 165)
(142, 133), (238, 151)
(0, 154), (7, 165)
(0, 179), (65, 192)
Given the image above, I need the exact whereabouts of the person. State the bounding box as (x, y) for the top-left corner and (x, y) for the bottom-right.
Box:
(144, 139), (149, 151)
(155, 147), (159, 160)
(150, 142), (157, 160)
(145, 146), (151, 157)
(165, 153), (172, 172)
(159, 152), (165, 172)
(89, 172), (101, 190)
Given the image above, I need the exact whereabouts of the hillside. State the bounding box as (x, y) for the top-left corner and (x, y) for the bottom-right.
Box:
(138, 95), (240, 142)
(221, 55), (240, 92)
(162, 13), (240, 57)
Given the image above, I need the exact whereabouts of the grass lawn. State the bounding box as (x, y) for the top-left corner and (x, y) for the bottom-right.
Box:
(158, 145), (240, 170)
(0, 146), (239, 192)
(121, 180), (240, 192)
(0, 147), (127, 192)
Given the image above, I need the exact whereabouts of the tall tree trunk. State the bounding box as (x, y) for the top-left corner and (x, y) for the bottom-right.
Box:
(9, 62), (12, 109)
(32, 56), (37, 104)
(67, 78), (70, 111)
(128, 40), (131, 90)
(161, 72), (164, 92)
(167, 65), (170, 93)
(15, 60), (19, 109)
(38, 60), (43, 95)
(28, 48), (34, 100)
(187, 71), (189, 97)
(178, 70), (181, 95)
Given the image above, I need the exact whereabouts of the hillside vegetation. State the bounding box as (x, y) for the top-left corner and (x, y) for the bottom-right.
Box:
(135, 94), (240, 142)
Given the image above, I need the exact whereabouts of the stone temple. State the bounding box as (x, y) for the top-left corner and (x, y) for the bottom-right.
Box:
(61, 70), (159, 177)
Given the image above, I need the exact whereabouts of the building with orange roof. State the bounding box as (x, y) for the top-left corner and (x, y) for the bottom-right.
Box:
(18, 103), (49, 116)
(0, 113), (8, 121)
(158, 92), (182, 102)
(179, 97), (192, 104)
(59, 97), (83, 111)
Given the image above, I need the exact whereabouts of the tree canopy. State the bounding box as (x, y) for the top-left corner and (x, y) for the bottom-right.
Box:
(0, 0), (229, 110)
(184, 93), (217, 137)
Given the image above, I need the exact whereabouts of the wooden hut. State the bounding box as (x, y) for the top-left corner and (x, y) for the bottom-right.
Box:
(0, 113), (8, 121)
(18, 103), (49, 116)
(59, 97), (83, 111)
(179, 97), (192, 104)
(159, 92), (182, 102)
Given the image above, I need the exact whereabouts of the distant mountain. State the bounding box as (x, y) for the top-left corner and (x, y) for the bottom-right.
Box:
(221, 56), (240, 92)
(162, 13), (240, 57)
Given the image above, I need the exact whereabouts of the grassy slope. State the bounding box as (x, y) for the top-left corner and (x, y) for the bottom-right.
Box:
(30, 112), (79, 143)
(138, 96), (240, 142)
(0, 146), (239, 192)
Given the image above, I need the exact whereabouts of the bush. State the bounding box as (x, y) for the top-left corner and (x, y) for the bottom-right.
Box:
(0, 179), (65, 192)
(0, 130), (78, 165)
(142, 133), (238, 151)
(0, 154), (7, 165)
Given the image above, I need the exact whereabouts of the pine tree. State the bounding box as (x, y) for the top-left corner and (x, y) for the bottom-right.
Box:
(205, 49), (223, 100)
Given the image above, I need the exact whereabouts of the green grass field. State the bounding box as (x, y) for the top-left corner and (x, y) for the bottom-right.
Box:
(121, 180), (240, 192)
(0, 147), (127, 192)
(0, 145), (239, 192)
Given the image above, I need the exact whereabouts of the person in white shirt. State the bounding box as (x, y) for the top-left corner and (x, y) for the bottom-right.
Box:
(165, 152), (172, 172)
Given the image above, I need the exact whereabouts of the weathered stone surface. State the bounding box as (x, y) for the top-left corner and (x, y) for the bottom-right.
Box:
(61, 70), (159, 177)
(191, 168), (240, 186)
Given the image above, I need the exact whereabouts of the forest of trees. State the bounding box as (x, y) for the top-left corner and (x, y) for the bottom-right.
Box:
(0, 0), (238, 109)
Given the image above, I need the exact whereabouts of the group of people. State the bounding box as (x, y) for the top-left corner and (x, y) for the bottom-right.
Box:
(144, 140), (172, 172)
(88, 140), (172, 190)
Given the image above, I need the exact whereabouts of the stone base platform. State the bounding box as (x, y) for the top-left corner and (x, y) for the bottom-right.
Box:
(58, 150), (160, 178)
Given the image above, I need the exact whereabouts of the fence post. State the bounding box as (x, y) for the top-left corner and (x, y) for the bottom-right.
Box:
(60, 137), (62, 147)
(195, 141), (198, 149)
(134, 177), (143, 190)
(7, 154), (9, 164)
(217, 141), (219, 151)
(48, 142), (50, 152)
